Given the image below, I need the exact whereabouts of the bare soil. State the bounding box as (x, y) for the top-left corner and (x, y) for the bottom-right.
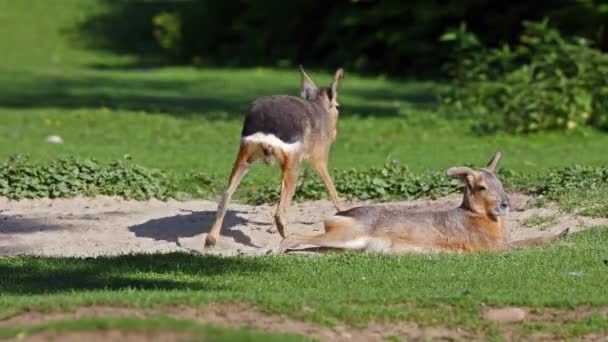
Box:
(3, 304), (608, 341)
(1, 304), (468, 341)
(0, 193), (606, 257)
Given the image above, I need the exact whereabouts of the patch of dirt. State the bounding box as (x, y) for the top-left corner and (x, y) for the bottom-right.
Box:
(0, 193), (606, 257)
(3, 304), (608, 341)
(0, 304), (472, 341)
(482, 307), (527, 322)
(525, 305), (608, 323)
(482, 305), (608, 341)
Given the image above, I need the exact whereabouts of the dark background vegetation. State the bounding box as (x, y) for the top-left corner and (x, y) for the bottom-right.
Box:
(78, 0), (608, 76)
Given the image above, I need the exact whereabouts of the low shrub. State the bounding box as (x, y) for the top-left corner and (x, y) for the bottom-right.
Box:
(441, 20), (608, 134)
(2, 156), (607, 209)
(245, 161), (462, 204)
(0, 155), (174, 200)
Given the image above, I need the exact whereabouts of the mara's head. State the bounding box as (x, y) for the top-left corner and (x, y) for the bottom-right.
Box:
(446, 151), (510, 219)
(300, 66), (344, 120)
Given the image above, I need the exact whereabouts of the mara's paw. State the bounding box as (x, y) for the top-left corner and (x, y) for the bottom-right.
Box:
(205, 234), (218, 247)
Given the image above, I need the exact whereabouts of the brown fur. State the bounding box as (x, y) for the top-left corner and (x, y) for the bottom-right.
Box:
(206, 67), (345, 246)
(276, 152), (569, 254)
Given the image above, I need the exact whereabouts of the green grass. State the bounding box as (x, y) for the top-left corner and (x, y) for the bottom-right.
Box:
(2, 1), (608, 202)
(0, 317), (311, 341)
(1, 227), (607, 338)
(3, 66), (608, 178)
(0, 0), (131, 68)
(521, 214), (559, 230)
(555, 186), (608, 218)
(1, 1), (608, 339)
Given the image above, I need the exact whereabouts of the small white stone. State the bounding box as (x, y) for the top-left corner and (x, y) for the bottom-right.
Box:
(46, 135), (63, 144)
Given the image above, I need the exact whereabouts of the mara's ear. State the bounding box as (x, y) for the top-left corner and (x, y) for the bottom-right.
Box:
(486, 150), (502, 173)
(329, 68), (344, 101)
(446, 166), (477, 188)
(300, 65), (318, 100)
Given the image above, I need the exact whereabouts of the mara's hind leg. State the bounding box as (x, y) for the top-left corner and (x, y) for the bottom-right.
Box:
(206, 143), (252, 246)
(274, 152), (300, 238)
(311, 153), (343, 212)
(498, 228), (570, 251)
(275, 216), (365, 254)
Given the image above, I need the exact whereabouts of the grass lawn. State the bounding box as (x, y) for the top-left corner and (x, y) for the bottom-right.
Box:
(0, 317), (310, 341)
(1, 0), (608, 339)
(1, 227), (607, 338)
(2, 2), (608, 199)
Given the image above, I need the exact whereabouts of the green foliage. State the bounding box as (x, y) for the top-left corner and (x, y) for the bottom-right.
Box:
(246, 163), (608, 207)
(244, 163), (608, 217)
(509, 165), (608, 217)
(175, 171), (222, 200)
(76, 1), (608, 75)
(533, 165), (608, 198)
(153, 12), (182, 57)
(0, 156), (174, 200)
(559, 187), (608, 218)
(442, 20), (608, 134)
(439, 22), (481, 82)
(2, 1), (608, 206)
(545, 182), (608, 219)
(3, 155), (608, 212)
(245, 161), (460, 204)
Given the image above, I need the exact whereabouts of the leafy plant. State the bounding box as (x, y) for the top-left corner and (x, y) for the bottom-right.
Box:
(153, 12), (182, 57)
(0, 156), (175, 200)
(77, 0), (608, 76)
(245, 161), (461, 205)
(533, 165), (608, 197)
(441, 19), (608, 134)
(511, 165), (608, 217)
(3, 155), (608, 217)
(242, 162), (608, 217)
(439, 22), (481, 82)
(174, 171), (221, 200)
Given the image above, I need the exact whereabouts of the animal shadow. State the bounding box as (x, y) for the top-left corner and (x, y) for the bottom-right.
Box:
(128, 210), (258, 248)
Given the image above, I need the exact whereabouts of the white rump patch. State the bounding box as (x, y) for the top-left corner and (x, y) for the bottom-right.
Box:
(242, 133), (301, 153)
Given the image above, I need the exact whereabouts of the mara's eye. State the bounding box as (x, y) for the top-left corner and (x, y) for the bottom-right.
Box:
(477, 185), (487, 191)
(335, 104), (340, 109)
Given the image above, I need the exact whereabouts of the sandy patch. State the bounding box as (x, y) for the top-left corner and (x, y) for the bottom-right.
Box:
(3, 304), (608, 341)
(0, 193), (606, 257)
(0, 304), (472, 341)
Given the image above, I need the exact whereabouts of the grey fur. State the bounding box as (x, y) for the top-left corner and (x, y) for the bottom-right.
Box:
(242, 95), (330, 143)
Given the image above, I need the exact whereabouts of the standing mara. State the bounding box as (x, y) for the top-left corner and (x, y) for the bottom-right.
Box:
(207, 67), (345, 246)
